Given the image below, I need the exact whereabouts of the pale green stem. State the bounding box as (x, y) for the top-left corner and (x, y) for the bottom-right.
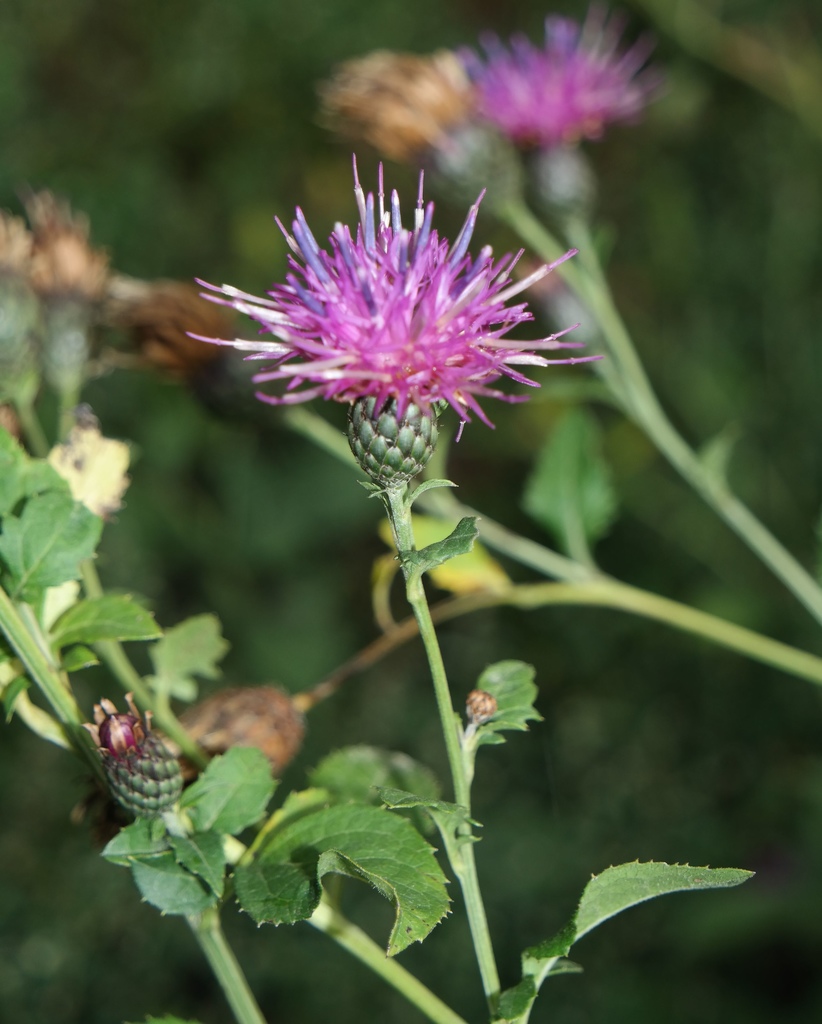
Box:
(187, 906), (268, 1024)
(430, 580), (822, 688)
(79, 561), (208, 769)
(0, 585), (106, 783)
(383, 486), (501, 1012)
(309, 898), (469, 1024)
(499, 198), (822, 629)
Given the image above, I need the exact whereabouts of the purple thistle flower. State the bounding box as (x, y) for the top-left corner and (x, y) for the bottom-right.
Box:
(461, 5), (662, 150)
(196, 158), (598, 425)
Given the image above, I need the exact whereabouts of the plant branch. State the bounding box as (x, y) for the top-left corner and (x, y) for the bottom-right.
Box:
(309, 897), (469, 1024)
(188, 906), (268, 1024)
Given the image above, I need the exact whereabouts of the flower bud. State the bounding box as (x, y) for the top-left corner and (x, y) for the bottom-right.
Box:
(85, 694), (182, 818)
(466, 688), (498, 726)
(528, 145), (597, 222)
(347, 396), (438, 487)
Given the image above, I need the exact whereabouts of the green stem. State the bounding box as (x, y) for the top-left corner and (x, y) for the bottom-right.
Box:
(15, 399), (50, 458)
(79, 561), (208, 769)
(0, 585), (106, 783)
(383, 487), (501, 1012)
(499, 198), (822, 629)
(309, 898), (469, 1024)
(187, 906), (268, 1024)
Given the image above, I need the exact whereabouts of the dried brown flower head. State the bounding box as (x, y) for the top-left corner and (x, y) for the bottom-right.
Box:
(0, 212), (33, 276)
(24, 191), (109, 301)
(177, 687), (305, 778)
(319, 50), (474, 163)
(103, 275), (230, 377)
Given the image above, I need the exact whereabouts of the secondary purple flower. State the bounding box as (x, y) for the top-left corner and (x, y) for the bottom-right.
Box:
(197, 158), (596, 425)
(461, 5), (661, 150)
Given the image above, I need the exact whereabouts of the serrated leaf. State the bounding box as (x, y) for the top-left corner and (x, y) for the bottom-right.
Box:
(0, 491), (102, 601)
(169, 831), (226, 897)
(180, 747), (276, 835)
(235, 803), (450, 954)
(379, 516), (510, 595)
(131, 851), (216, 915)
(61, 645), (100, 671)
(310, 746), (441, 806)
(102, 817), (169, 866)
(525, 862), (753, 978)
(522, 408), (617, 555)
(471, 661), (542, 750)
(572, 861), (754, 942)
(400, 517), (479, 577)
(148, 614), (229, 703)
(50, 594), (162, 649)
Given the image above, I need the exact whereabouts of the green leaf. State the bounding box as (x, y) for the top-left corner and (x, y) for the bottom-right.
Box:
(471, 661), (542, 750)
(234, 860), (319, 924)
(0, 491), (102, 601)
(0, 430), (68, 517)
(526, 862), (753, 980)
(496, 977), (537, 1021)
(408, 478), (457, 503)
(61, 645), (100, 671)
(50, 594), (162, 649)
(234, 802), (450, 954)
(3, 675), (28, 722)
(148, 613), (229, 703)
(169, 831), (226, 897)
(310, 746), (441, 806)
(180, 747), (276, 835)
(102, 817), (169, 866)
(131, 851), (216, 915)
(401, 517), (479, 576)
(522, 408), (617, 555)
(571, 861), (754, 942)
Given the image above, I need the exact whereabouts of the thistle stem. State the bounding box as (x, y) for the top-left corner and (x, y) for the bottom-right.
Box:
(0, 585), (106, 783)
(383, 486), (501, 1013)
(188, 907), (268, 1024)
(499, 197), (822, 630)
(309, 897), (469, 1024)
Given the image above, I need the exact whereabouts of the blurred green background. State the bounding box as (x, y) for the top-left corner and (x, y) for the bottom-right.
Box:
(2, 0), (822, 1021)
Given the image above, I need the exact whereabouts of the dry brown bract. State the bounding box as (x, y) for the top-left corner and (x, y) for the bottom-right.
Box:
(24, 190), (109, 301)
(319, 50), (474, 163)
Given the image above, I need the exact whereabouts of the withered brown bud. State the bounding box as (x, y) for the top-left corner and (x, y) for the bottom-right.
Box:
(23, 190), (109, 302)
(177, 686), (305, 779)
(466, 689), (498, 726)
(0, 405), (21, 439)
(319, 50), (474, 163)
(102, 275), (229, 377)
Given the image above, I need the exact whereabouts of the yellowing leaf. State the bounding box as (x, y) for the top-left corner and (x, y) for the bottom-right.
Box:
(378, 515), (510, 595)
(48, 416), (130, 519)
